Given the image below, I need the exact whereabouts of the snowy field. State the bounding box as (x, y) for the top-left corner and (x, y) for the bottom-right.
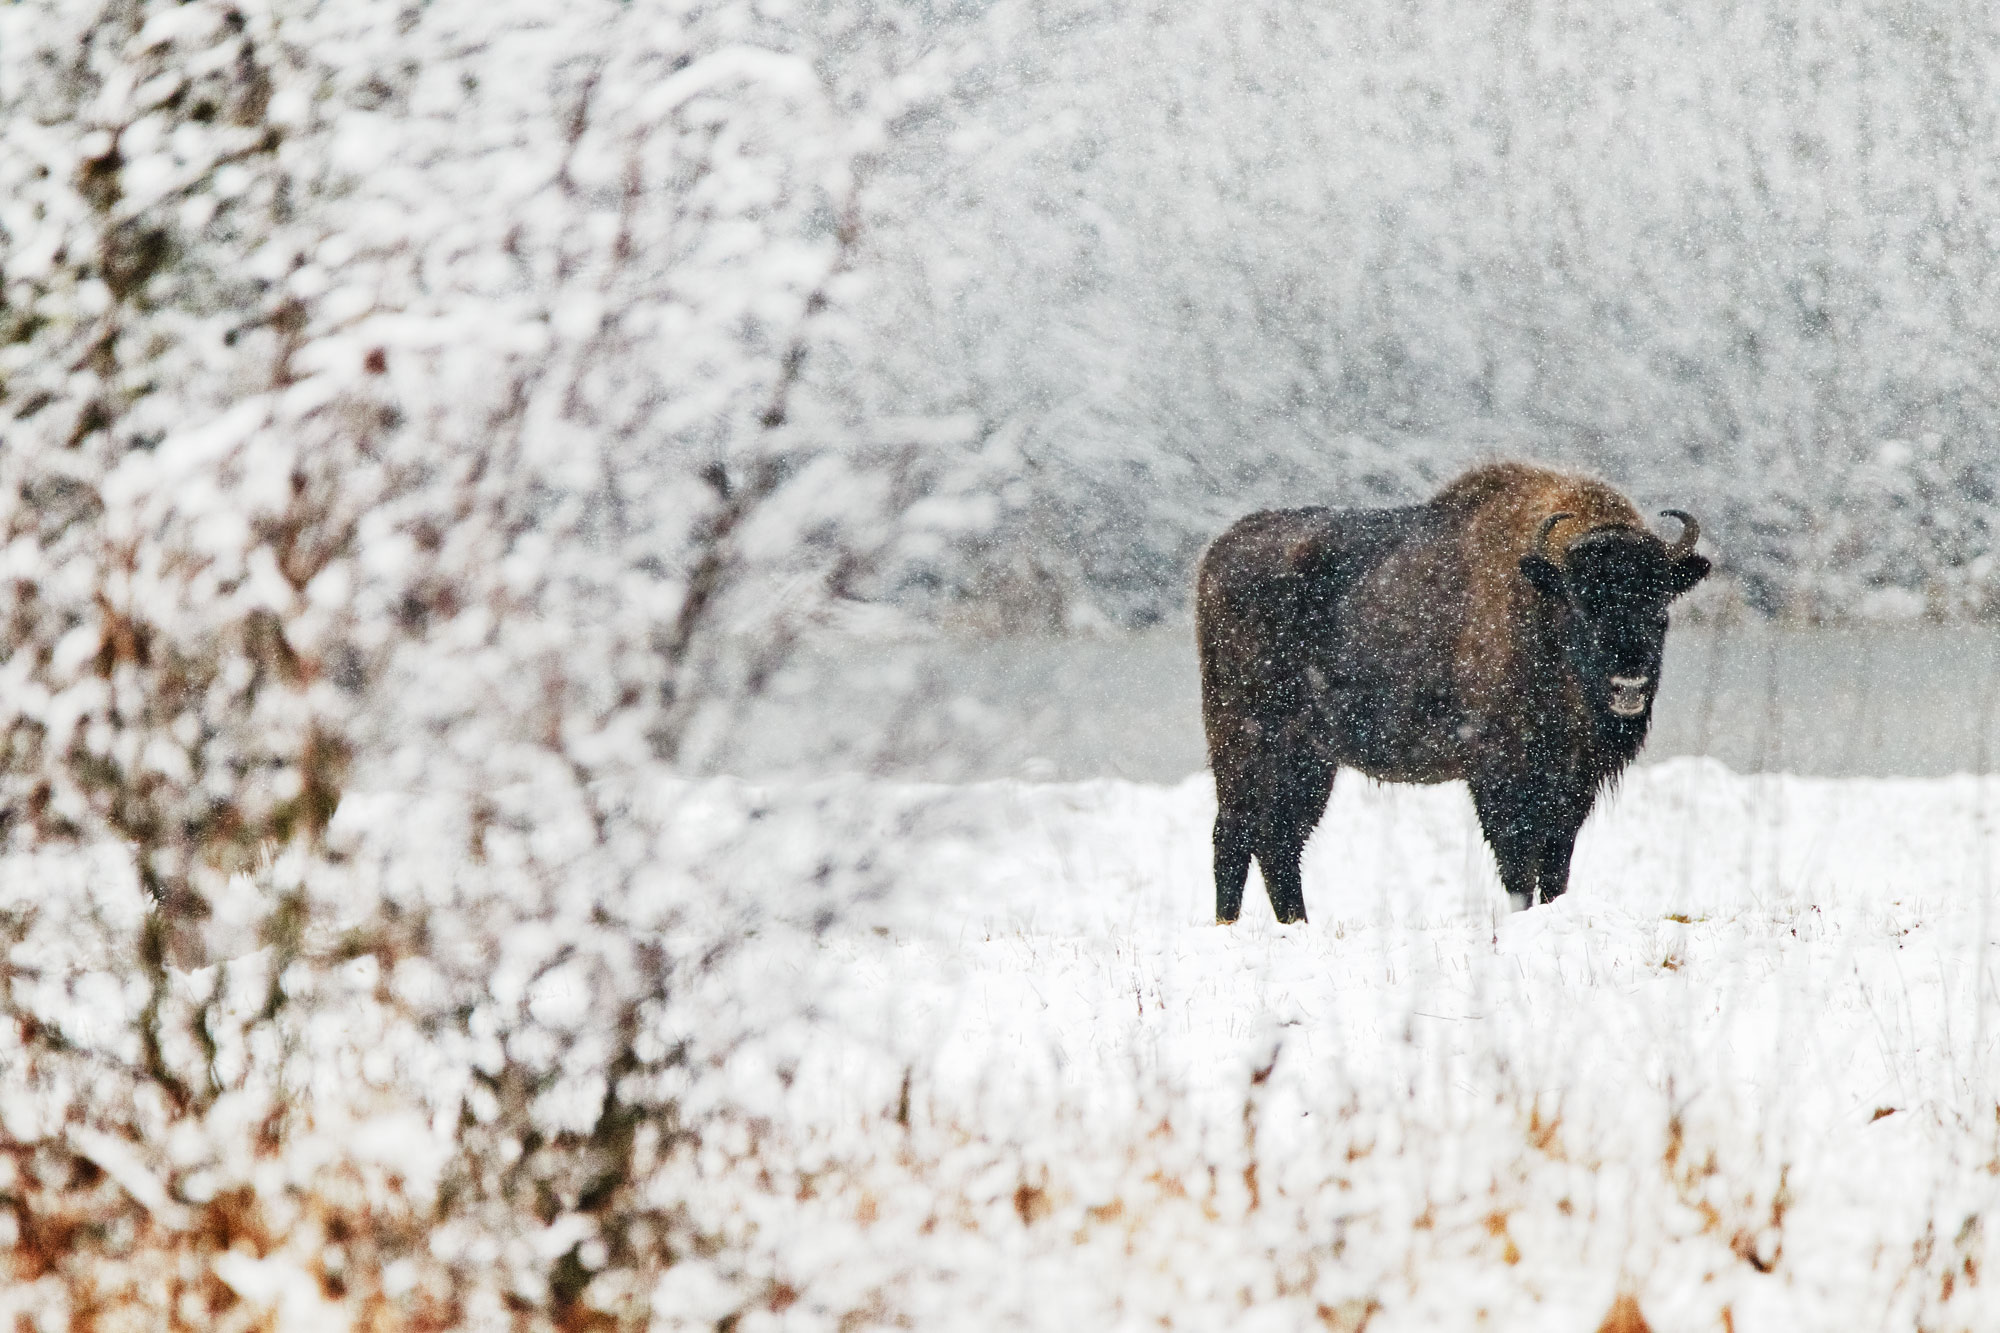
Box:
(15, 1), (2000, 1327)
(659, 760), (2000, 1331)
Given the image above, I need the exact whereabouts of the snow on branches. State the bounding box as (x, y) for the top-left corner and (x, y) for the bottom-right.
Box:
(0, 0), (959, 879)
(0, 0), (973, 1324)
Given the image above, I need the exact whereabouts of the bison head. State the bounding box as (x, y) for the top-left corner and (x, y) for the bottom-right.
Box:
(1519, 511), (1709, 721)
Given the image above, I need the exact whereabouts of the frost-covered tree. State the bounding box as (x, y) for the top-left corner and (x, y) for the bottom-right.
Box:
(0, 0), (983, 874)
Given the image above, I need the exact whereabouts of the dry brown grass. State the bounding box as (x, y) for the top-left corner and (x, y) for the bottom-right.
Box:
(1595, 1292), (1652, 1333)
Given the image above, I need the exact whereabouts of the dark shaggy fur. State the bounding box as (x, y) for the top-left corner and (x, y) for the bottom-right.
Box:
(1196, 462), (1710, 922)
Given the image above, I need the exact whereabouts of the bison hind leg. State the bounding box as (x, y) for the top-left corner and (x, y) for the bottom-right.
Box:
(1213, 806), (1254, 923)
(1213, 732), (1335, 926)
(1255, 826), (1310, 925)
(1252, 758), (1337, 926)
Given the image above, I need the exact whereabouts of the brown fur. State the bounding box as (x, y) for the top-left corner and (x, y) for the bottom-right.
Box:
(1197, 462), (1706, 922)
(1446, 462), (1645, 718)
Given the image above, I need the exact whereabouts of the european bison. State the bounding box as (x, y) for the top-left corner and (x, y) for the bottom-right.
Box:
(1196, 462), (1709, 922)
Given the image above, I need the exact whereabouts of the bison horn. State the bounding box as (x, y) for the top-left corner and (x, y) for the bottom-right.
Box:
(1534, 512), (1574, 559)
(1659, 509), (1700, 559)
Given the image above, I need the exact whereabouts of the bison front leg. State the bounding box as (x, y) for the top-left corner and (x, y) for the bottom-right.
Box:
(1470, 775), (1544, 911)
(1532, 824), (1581, 904)
(1472, 774), (1592, 909)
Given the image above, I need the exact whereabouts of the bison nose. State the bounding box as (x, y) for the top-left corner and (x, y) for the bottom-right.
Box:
(1607, 674), (1651, 717)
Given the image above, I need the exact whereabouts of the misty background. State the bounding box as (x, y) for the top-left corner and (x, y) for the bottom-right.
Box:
(10, 0), (1997, 788)
(858, 0), (2000, 630)
(728, 0), (2000, 779)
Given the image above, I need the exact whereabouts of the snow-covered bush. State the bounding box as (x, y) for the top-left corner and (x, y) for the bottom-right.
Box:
(0, 0), (978, 1323)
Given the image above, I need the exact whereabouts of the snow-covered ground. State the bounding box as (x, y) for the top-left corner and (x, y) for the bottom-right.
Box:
(662, 760), (2000, 1331)
(5, 758), (1994, 1328)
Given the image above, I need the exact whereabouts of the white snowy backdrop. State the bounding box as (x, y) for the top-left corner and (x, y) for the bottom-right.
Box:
(2, 0), (1999, 1328)
(866, 0), (2000, 625)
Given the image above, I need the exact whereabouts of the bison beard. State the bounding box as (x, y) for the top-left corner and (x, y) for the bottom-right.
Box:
(1196, 462), (1710, 923)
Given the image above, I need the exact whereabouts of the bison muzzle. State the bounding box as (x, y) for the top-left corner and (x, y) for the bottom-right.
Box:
(1196, 462), (1710, 922)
